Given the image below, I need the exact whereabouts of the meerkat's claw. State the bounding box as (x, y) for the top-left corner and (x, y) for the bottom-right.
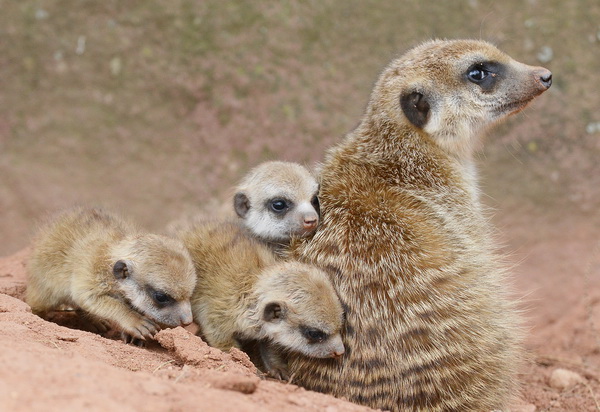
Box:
(74, 310), (112, 334)
(267, 366), (290, 381)
(125, 317), (159, 340)
(120, 331), (146, 347)
(89, 318), (112, 334)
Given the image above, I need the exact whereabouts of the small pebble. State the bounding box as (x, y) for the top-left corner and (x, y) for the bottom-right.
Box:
(75, 36), (86, 55)
(527, 141), (538, 153)
(35, 9), (49, 20)
(549, 400), (562, 409)
(536, 46), (553, 63)
(549, 368), (585, 391)
(110, 57), (122, 76)
(516, 403), (536, 412)
(586, 122), (600, 134)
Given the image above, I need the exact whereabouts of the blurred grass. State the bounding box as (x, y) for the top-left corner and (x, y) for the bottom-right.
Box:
(1, 0), (599, 254)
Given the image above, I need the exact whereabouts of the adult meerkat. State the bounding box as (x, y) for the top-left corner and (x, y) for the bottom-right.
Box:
(288, 39), (552, 411)
(234, 161), (320, 249)
(26, 206), (196, 344)
(178, 220), (344, 379)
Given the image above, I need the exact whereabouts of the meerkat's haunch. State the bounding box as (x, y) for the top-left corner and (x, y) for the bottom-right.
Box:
(26, 207), (197, 344)
(177, 220), (344, 379)
(234, 161), (320, 249)
(288, 39), (551, 411)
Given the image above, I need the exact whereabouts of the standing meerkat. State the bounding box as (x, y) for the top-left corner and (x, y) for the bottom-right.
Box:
(233, 161), (320, 249)
(26, 206), (197, 344)
(178, 220), (344, 379)
(288, 39), (552, 411)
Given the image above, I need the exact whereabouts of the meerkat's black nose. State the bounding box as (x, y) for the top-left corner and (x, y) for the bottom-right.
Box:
(539, 70), (552, 89)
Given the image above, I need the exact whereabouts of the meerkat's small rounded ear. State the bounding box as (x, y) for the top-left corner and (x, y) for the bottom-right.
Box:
(234, 192), (250, 218)
(400, 91), (430, 129)
(263, 302), (286, 322)
(113, 260), (129, 280)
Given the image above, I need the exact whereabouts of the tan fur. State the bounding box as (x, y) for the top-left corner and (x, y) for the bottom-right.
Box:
(288, 39), (552, 411)
(26, 206), (197, 342)
(178, 220), (344, 378)
(234, 161), (320, 248)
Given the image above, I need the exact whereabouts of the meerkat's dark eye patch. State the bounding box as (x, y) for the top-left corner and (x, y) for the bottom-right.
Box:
(301, 326), (328, 343)
(268, 198), (291, 214)
(147, 287), (175, 307)
(466, 62), (503, 92)
(234, 192), (251, 218)
(400, 91), (430, 129)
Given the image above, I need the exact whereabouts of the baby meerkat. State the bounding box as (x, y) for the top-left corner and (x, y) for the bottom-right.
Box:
(177, 220), (344, 378)
(288, 39), (552, 411)
(233, 161), (320, 248)
(26, 206), (196, 344)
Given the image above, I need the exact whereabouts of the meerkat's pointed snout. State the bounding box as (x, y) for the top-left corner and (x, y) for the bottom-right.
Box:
(516, 64), (552, 95)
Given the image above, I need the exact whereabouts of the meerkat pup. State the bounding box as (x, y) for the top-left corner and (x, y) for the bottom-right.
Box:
(288, 39), (552, 411)
(26, 206), (197, 344)
(233, 161), (320, 248)
(177, 220), (344, 379)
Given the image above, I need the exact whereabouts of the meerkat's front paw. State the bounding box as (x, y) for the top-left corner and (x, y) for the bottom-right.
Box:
(121, 332), (147, 347)
(79, 313), (112, 334)
(265, 365), (290, 381)
(259, 342), (290, 380)
(121, 316), (159, 343)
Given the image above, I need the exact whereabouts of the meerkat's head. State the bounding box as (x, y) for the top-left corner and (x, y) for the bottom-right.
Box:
(368, 39), (552, 158)
(233, 161), (320, 243)
(110, 234), (196, 328)
(246, 261), (345, 359)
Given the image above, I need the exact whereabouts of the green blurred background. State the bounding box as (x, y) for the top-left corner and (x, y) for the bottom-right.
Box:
(1, 0), (599, 255)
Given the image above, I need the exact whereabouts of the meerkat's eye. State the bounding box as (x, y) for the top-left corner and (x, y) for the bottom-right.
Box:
(466, 62), (501, 92)
(467, 65), (489, 83)
(151, 290), (174, 306)
(301, 326), (328, 343)
(270, 199), (289, 213)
